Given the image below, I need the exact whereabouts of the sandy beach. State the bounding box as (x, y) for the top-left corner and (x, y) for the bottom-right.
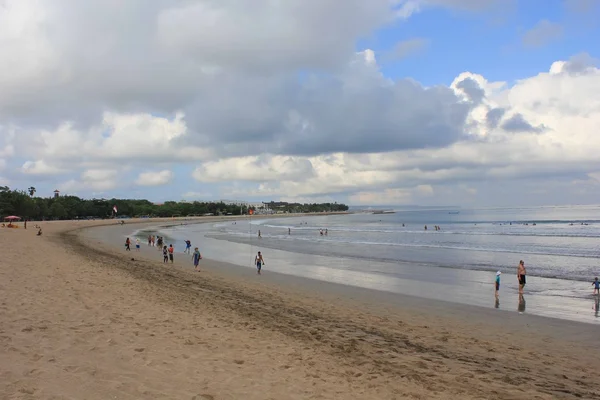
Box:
(2, 219), (600, 399)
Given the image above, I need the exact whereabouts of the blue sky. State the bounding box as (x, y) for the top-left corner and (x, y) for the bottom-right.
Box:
(2, 0), (600, 206)
(368, 0), (599, 86)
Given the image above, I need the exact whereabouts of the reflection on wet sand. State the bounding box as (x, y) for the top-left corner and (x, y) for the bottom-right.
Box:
(594, 297), (599, 317)
(495, 298), (499, 309)
(518, 294), (526, 314)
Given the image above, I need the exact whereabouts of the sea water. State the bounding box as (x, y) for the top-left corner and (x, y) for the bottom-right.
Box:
(143, 205), (600, 323)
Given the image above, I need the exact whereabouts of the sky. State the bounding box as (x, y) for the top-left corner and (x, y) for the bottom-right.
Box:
(1, 0), (599, 207)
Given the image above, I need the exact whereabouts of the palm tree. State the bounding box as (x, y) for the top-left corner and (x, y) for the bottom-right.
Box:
(28, 186), (36, 197)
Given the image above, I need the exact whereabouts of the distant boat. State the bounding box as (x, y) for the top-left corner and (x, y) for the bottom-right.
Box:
(448, 211), (460, 214)
(373, 210), (396, 214)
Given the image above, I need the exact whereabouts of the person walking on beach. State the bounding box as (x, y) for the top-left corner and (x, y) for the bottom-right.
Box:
(495, 271), (501, 298)
(517, 260), (527, 294)
(168, 244), (174, 263)
(192, 247), (202, 271)
(258, 230), (262, 238)
(162, 246), (168, 263)
(148, 235), (152, 246)
(255, 251), (265, 275)
(125, 237), (131, 251)
(151, 235), (155, 247)
(593, 277), (599, 295)
(135, 238), (140, 251)
(184, 240), (192, 254)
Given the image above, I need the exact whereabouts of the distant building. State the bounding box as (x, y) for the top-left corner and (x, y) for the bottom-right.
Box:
(53, 190), (60, 198)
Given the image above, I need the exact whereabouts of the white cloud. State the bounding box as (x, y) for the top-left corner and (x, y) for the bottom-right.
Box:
(194, 54), (600, 204)
(59, 169), (118, 193)
(0, 1), (598, 206)
(192, 155), (315, 183)
(21, 160), (66, 175)
(136, 170), (173, 186)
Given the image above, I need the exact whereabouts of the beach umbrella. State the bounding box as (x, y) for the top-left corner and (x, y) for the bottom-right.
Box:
(4, 216), (21, 221)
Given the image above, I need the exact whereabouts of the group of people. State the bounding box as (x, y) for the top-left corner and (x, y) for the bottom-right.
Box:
(423, 225), (441, 231)
(126, 234), (266, 275)
(125, 236), (205, 272)
(146, 235), (166, 248)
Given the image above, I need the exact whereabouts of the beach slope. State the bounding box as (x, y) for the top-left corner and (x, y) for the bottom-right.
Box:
(1, 220), (599, 399)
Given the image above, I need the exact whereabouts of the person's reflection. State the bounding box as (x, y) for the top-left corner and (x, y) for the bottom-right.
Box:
(494, 297), (500, 309)
(518, 294), (526, 314)
(594, 296), (599, 317)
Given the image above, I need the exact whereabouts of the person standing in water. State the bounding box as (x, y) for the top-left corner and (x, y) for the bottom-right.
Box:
(517, 260), (527, 294)
(192, 247), (202, 272)
(255, 251), (265, 275)
(258, 230), (262, 238)
(495, 271), (501, 298)
(593, 277), (599, 295)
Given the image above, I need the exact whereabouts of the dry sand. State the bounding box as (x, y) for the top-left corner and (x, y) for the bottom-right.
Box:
(2, 218), (600, 399)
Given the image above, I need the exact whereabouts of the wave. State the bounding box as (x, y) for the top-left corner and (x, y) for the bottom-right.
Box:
(205, 233), (598, 283)
(212, 230), (600, 259)
(239, 223), (600, 239)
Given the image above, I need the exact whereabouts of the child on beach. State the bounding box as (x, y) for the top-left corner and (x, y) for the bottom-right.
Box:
(135, 238), (140, 251)
(192, 247), (202, 271)
(184, 240), (192, 254)
(168, 244), (174, 263)
(593, 277), (599, 295)
(495, 271), (501, 298)
(163, 246), (168, 263)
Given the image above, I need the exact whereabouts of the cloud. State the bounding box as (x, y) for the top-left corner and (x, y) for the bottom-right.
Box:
(192, 155), (315, 183)
(388, 38), (430, 60)
(522, 20), (563, 48)
(59, 169), (118, 193)
(0, 1), (599, 206)
(135, 170), (174, 186)
(501, 113), (545, 133)
(194, 54), (600, 204)
(21, 160), (66, 176)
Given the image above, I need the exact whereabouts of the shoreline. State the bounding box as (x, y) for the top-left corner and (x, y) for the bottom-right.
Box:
(109, 219), (600, 325)
(80, 219), (600, 330)
(3, 219), (600, 399)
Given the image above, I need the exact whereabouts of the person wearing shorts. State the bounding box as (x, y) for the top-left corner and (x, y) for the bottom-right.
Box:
(255, 251), (265, 275)
(168, 244), (174, 263)
(517, 260), (527, 294)
(193, 247), (202, 271)
(495, 271), (501, 298)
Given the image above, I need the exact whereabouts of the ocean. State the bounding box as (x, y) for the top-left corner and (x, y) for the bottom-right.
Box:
(212, 206), (600, 282)
(137, 205), (600, 323)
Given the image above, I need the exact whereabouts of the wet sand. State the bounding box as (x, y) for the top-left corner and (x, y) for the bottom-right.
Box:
(2, 218), (600, 399)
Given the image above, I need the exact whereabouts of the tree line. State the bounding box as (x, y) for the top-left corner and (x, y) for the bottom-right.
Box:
(0, 186), (348, 220)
